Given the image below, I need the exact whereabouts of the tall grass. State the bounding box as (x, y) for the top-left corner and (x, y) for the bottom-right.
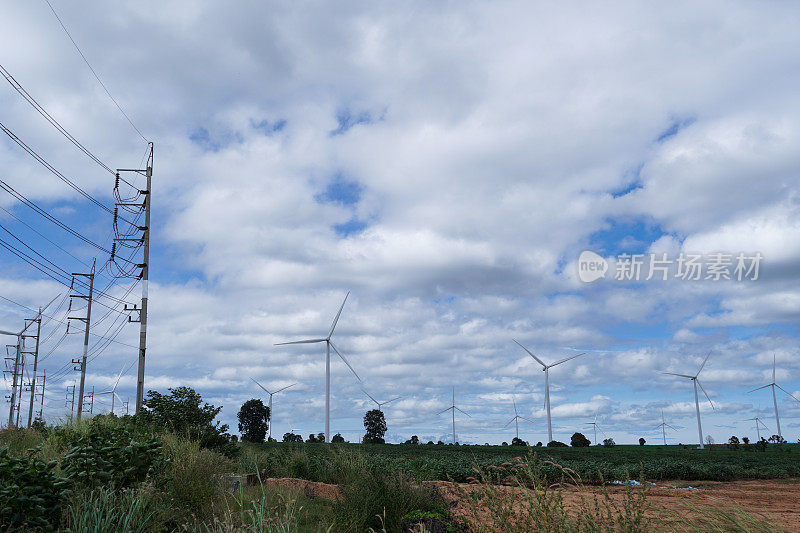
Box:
(61, 487), (158, 533)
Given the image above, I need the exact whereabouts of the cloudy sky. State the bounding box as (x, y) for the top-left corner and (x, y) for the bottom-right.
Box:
(1, 1), (798, 444)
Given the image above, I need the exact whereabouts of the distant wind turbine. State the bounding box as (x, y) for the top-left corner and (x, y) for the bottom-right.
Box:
(95, 362), (134, 414)
(747, 354), (800, 441)
(744, 405), (770, 441)
(514, 340), (586, 443)
(662, 352), (715, 449)
(654, 409), (677, 445)
(584, 414), (606, 445)
(251, 379), (297, 441)
(362, 389), (401, 411)
(504, 394), (533, 440)
(275, 291), (361, 443)
(438, 387), (470, 444)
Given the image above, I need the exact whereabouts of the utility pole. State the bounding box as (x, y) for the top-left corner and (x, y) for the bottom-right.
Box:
(115, 142), (153, 415)
(25, 314), (42, 428)
(6, 338), (21, 427)
(66, 385), (75, 421)
(71, 260), (95, 422)
(35, 370), (45, 422)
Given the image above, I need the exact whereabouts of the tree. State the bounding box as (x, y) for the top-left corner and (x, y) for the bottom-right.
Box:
(511, 437), (528, 446)
(571, 432), (591, 447)
(142, 386), (235, 456)
(768, 434), (786, 444)
(639, 438), (646, 446)
(237, 399), (270, 443)
(405, 435), (419, 445)
(602, 438), (616, 447)
(282, 432), (302, 443)
(705, 435), (715, 448)
(363, 409), (387, 444)
(728, 435), (740, 449)
(547, 440), (568, 447)
(331, 433), (345, 443)
(742, 436), (750, 445)
(536, 442), (543, 447)
(316, 432), (325, 443)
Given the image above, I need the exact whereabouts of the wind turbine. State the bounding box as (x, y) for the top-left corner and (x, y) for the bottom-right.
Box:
(654, 409), (677, 445)
(251, 378), (297, 441)
(514, 340), (586, 443)
(437, 387), (470, 444)
(503, 394), (532, 440)
(662, 352), (715, 449)
(0, 295), (58, 428)
(275, 291), (361, 443)
(744, 405), (770, 441)
(95, 362), (134, 414)
(747, 354), (800, 441)
(584, 414), (606, 445)
(362, 389), (401, 411)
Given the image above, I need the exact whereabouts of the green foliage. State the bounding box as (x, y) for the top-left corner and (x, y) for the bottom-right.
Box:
(282, 432), (302, 443)
(511, 437), (527, 446)
(60, 424), (166, 490)
(639, 437), (646, 446)
(61, 487), (157, 533)
(729, 435), (741, 449)
(237, 399), (270, 443)
(141, 386), (237, 457)
(363, 409), (387, 444)
(332, 433), (345, 443)
(603, 438), (616, 447)
(0, 445), (70, 531)
(570, 432), (591, 447)
(547, 440), (568, 447)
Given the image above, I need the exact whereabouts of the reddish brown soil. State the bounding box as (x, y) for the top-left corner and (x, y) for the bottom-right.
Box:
(426, 479), (800, 531)
(258, 477), (342, 501)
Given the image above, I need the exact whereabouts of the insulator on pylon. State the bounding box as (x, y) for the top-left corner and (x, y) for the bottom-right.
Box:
(110, 243), (116, 260)
(115, 173), (120, 189)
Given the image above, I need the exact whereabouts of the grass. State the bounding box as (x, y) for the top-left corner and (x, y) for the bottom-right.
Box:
(1, 421), (796, 532)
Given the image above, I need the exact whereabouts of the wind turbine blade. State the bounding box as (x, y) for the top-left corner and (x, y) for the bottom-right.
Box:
(513, 339), (547, 368)
(696, 380), (715, 410)
(665, 424), (678, 431)
(330, 341), (361, 382)
(0, 329), (18, 336)
(273, 383), (297, 395)
(550, 352), (587, 367)
(503, 417), (516, 428)
(775, 384), (800, 403)
(250, 378), (273, 395)
(747, 384), (772, 393)
(696, 350), (712, 376)
(758, 420), (770, 430)
(275, 338), (326, 345)
(662, 372), (694, 379)
(772, 354), (776, 383)
(328, 291), (350, 338)
(384, 397), (402, 405)
(455, 407), (471, 417)
(362, 389), (379, 404)
(519, 416), (535, 423)
(436, 407), (452, 415)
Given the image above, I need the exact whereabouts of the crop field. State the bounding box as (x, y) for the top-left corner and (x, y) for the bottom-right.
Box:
(249, 441), (800, 484)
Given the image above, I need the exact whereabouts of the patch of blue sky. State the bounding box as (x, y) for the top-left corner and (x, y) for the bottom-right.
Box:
(655, 117), (696, 143)
(330, 108), (374, 136)
(250, 118), (286, 136)
(589, 217), (667, 257)
(315, 173), (363, 206)
(189, 127), (243, 152)
(333, 217), (368, 237)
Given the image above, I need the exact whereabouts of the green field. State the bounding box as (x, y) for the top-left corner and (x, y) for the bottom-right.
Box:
(245, 441), (800, 484)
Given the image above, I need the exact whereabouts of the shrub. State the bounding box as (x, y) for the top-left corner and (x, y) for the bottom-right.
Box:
(511, 437), (528, 446)
(547, 440), (568, 447)
(603, 438), (616, 447)
(0, 446), (70, 531)
(570, 432), (591, 447)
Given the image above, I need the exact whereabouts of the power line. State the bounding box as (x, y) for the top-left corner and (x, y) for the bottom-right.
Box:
(0, 63), (114, 174)
(42, 0), (149, 144)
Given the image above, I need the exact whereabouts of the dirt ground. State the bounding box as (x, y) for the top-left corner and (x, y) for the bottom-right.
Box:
(427, 479), (800, 531)
(257, 477), (800, 530)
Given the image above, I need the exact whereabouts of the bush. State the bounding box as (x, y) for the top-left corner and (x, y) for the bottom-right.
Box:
(603, 438), (616, 447)
(547, 440), (568, 447)
(0, 446), (70, 531)
(511, 437), (528, 446)
(60, 425), (166, 490)
(570, 433), (591, 447)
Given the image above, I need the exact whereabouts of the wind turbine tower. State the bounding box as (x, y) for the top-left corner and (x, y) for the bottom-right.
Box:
(514, 340), (586, 443)
(662, 352), (715, 449)
(437, 387), (470, 444)
(275, 291), (361, 443)
(747, 354), (800, 441)
(251, 379), (297, 441)
(504, 394), (532, 440)
(654, 409), (677, 445)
